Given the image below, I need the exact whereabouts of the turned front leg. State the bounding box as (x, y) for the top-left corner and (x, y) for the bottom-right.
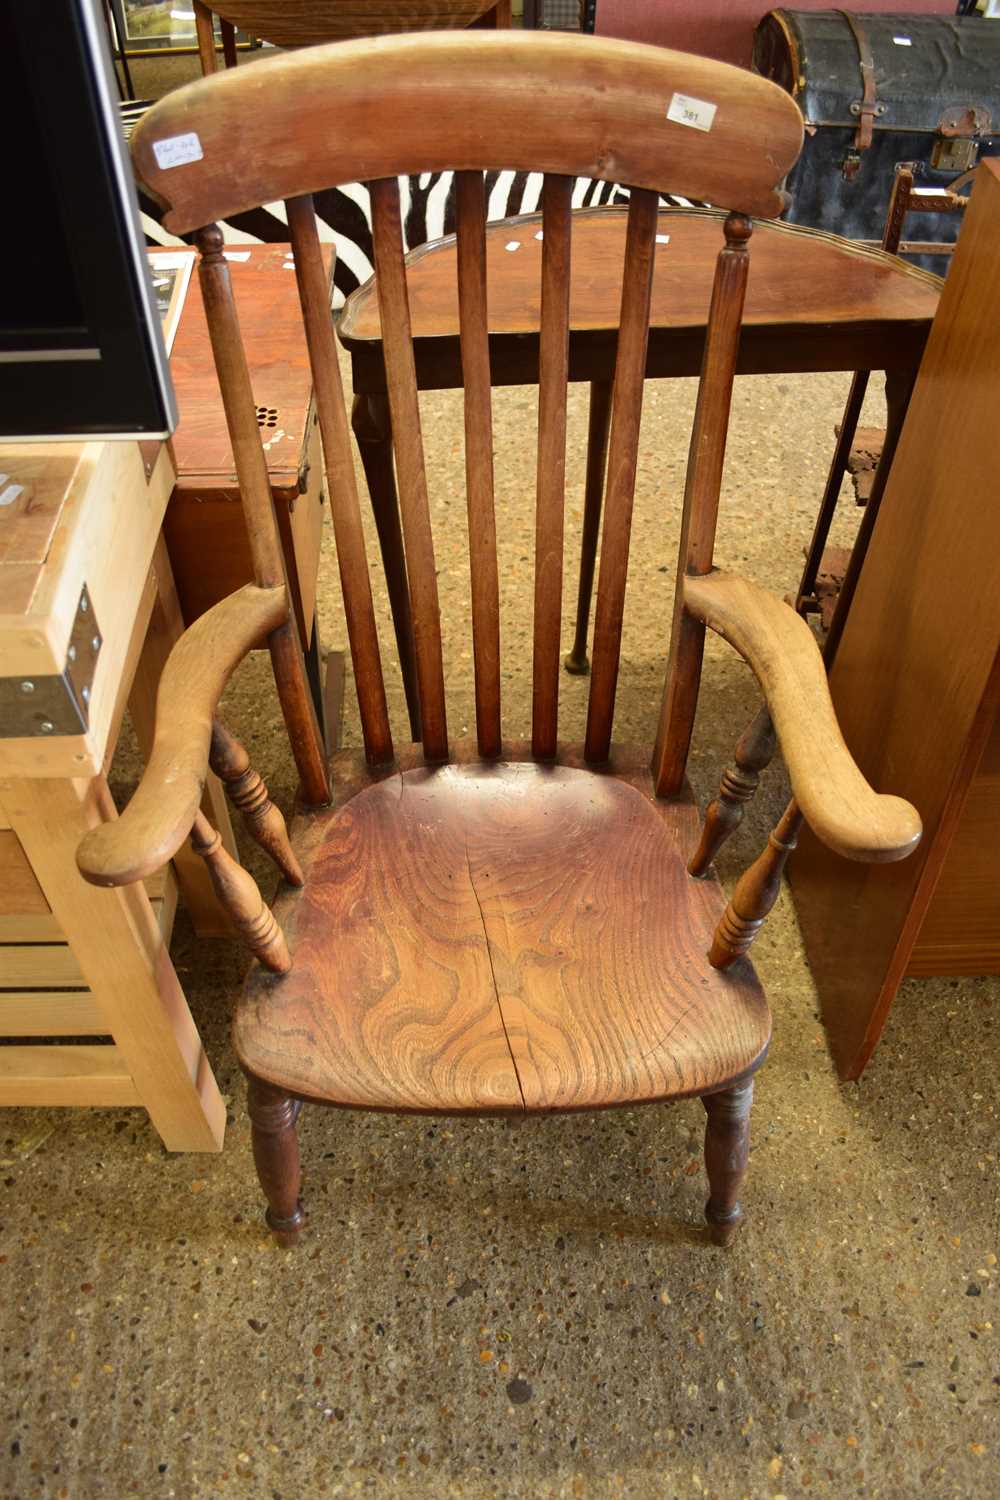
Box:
(247, 1075), (306, 1247)
(702, 1081), (754, 1246)
(689, 706), (777, 877)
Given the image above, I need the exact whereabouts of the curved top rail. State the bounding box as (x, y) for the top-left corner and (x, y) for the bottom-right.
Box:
(132, 32), (803, 233)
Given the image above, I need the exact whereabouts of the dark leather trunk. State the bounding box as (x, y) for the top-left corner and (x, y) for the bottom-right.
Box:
(753, 11), (999, 265)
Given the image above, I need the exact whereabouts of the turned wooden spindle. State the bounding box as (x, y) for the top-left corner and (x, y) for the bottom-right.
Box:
(709, 798), (803, 969)
(209, 720), (304, 886)
(689, 706), (777, 877)
(189, 811), (292, 973)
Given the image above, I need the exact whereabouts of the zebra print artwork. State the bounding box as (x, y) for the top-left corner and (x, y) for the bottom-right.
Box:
(139, 172), (695, 306)
(127, 101), (691, 308)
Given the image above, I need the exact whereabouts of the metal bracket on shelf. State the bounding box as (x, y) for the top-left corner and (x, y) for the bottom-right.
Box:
(0, 586), (102, 737)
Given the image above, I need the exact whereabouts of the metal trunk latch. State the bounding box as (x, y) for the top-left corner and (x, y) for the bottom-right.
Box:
(0, 586), (102, 738)
(931, 106), (991, 174)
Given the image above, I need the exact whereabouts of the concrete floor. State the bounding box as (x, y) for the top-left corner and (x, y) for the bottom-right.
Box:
(3, 44), (998, 1500)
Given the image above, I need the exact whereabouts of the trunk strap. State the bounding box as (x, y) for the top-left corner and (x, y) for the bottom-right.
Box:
(838, 10), (878, 179)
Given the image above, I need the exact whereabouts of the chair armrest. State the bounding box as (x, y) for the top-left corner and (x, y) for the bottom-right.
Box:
(683, 569), (921, 863)
(77, 583), (288, 887)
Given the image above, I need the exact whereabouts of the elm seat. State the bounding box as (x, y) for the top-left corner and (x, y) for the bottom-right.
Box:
(233, 750), (771, 1113)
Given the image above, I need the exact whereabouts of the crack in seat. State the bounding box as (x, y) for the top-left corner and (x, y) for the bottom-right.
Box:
(234, 750), (771, 1113)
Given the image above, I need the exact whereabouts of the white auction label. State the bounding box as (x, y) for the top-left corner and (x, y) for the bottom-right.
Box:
(152, 132), (204, 169)
(667, 93), (717, 133)
(893, 35), (912, 45)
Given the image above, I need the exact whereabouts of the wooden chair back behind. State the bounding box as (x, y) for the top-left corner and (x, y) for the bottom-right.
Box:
(133, 32), (802, 791)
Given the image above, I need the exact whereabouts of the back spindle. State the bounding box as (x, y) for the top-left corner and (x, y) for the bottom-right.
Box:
(195, 224), (330, 805)
(456, 170), (502, 758)
(369, 177), (449, 761)
(584, 187), (660, 764)
(285, 194), (393, 767)
(532, 173), (573, 759)
(652, 212), (753, 798)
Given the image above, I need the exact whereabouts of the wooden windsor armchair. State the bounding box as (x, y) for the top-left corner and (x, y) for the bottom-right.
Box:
(192, 0), (511, 75)
(77, 32), (921, 1247)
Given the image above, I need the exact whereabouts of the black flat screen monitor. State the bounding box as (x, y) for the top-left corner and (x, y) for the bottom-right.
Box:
(0, 0), (176, 440)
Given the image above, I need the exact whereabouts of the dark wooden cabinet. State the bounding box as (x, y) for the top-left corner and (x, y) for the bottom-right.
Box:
(162, 245), (329, 649)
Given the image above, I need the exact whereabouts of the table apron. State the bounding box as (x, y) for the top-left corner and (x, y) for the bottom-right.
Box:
(346, 321), (930, 395)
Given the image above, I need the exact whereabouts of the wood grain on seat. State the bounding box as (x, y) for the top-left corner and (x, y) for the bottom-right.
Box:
(233, 747), (771, 1112)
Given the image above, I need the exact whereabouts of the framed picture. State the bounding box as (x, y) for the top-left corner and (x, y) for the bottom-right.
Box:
(147, 250), (195, 355)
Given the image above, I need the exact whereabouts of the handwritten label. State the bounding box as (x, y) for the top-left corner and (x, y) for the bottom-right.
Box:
(655, 234), (671, 245)
(893, 34), (912, 45)
(152, 132), (204, 169)
(667, 93), (717, 133)
(0, 483), (24, 507)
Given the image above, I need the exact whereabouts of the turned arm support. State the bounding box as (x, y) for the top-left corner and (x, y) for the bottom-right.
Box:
(683, 569), (921, 863)
(77, 583), (288, 887)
